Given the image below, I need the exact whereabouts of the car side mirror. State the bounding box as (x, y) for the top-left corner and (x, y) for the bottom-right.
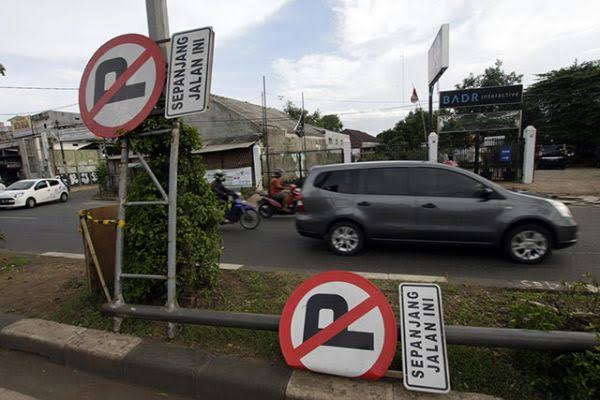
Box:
(475, 186), (494, 200)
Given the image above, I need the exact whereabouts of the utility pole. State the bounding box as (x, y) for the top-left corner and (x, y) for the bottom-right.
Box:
(428, 83), (434, 133)
(262, 76), (270, 182)
(55, 120), (68, 178)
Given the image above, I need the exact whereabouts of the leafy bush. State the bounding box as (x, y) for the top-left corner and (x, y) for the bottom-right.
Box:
(120, 112), (223, 303)
(509, 274), (600, 399)
(95, 160), (110, 194)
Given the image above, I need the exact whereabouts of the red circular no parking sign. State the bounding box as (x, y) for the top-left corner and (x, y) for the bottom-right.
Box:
(79, 34), (166, 138)
(279, 271), (397, 380)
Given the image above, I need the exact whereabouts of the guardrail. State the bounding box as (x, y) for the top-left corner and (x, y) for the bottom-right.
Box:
(102, 303), (599, 352)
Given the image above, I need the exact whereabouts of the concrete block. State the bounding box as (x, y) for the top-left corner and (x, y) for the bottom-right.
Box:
(0, 313), (24, 331)
(0, 319), (85, 363)
(392, 383), (502, 399)
(285, 370), (393, 400)
(64, 328), (142, 379)
(123, 341), (211, 397)
(196, 356), (291, 400)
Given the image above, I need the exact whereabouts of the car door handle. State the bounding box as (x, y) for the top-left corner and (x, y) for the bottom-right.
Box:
(357, 201), (371, 207)
(421, 203), (437, 208)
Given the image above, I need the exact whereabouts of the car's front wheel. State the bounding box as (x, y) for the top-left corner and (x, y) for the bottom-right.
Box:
(505, 224), (552, 264)
(328, 221), (364, 256)
(26, 197), (36, 209)
(60, 192), (68, 202)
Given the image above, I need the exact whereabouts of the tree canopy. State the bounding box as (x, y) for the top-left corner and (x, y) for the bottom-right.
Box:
(377, 109), (429, 153)
(282, 101), (343, 131)
(524, 60), (600, 157)
(456, 59), (522, 89)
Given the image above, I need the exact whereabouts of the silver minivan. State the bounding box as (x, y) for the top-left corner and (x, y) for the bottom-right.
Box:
(295, 161), (578, 264)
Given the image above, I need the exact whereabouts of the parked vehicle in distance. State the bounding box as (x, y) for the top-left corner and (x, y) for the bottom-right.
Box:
(536, 144), (571, 169)
(296, 161), (578, 264)
(0, 179), (69, 209)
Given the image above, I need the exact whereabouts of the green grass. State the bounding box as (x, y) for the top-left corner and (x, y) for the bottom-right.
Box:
(42, 269), (600, 400)
(0, 255), (33, 272)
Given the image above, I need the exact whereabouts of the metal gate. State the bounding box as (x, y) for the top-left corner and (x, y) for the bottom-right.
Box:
(261, 148), (343, 186)
(439, 133), (523, 182)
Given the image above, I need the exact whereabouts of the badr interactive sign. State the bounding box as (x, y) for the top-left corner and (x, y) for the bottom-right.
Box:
(279, 271), (450, 394)
(439, 85), (523, 109)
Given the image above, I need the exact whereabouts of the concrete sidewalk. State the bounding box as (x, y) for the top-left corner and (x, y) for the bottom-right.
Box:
(0, 314), (500, 400)
(503, 168), (600, 200)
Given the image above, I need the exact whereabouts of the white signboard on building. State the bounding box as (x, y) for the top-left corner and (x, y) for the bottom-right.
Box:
(427, 24), (449, 85)
(165, 27), (215, 118)
(205, 167), (253, 188)
(399, 283), (450, 394)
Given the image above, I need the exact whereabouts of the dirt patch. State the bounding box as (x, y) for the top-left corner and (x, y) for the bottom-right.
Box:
(0, 251), (85, 318)
(503, 167), (600, 196)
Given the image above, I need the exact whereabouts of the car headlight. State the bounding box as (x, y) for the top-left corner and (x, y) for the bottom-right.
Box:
(14, 192), (24, 198)
(547, 199), (572, 218)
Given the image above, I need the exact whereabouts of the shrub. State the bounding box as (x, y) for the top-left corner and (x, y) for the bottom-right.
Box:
(95, 160), (110, 194)
(509, 274), (600, 399)
(120, 111), (223, 303)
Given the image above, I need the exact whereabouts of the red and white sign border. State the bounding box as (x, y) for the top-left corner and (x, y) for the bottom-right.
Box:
(279, 270), (397, 380)
(79, 33), (166, 138)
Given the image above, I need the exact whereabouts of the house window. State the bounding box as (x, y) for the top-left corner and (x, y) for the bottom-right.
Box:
(328, 138), (332, 144)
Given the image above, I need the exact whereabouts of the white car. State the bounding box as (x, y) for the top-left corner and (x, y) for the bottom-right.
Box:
(0, 179), (69, 209)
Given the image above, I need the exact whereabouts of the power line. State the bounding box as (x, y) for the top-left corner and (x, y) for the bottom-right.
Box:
(0, 103), (79, 116)
(0, 85), (78, 90)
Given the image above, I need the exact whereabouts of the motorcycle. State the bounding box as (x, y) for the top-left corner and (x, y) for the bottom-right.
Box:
(258, 184), (304, 218)
(222, 192), (261, 230)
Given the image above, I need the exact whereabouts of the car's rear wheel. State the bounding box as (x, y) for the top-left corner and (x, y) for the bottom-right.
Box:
(26, 197), (36, 209)
(328, 221), (364, 256)
(505, 224), (552, 264)
(60, 192), (68, 202)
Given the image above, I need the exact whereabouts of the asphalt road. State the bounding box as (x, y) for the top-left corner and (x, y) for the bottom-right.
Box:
(0, 348), (190, 400)
(1, 190), (599, 283)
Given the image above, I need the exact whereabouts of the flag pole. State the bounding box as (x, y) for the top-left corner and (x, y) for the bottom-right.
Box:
(412, 83), (428, 141)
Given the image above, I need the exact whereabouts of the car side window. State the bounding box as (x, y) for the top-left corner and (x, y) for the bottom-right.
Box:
(411, 168), (481, 198)
(48, 180), (59, 187)
(364, 168), (410, 195)
(34, 181), (48, 190)
(315, 170), (360, 194)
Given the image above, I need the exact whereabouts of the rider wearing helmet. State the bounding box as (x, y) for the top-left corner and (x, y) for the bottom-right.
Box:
(210, 170), (235, 205)
(269, 168), (289, 211)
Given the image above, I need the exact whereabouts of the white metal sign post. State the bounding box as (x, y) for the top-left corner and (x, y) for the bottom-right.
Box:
(280, 271), (397, 380)
(427, 23), (449, 133)
(165, 27), (214, 118)
(399, 283), (450, 394)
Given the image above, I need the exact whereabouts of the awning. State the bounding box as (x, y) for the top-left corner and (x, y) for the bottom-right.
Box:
(193, 141), (256, 154)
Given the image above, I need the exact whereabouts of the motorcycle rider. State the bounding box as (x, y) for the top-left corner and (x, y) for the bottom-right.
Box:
(269, 168), (290, 211)
(210, 170), (235, 206)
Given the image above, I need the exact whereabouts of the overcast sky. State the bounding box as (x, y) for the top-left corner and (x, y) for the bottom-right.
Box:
(1, 0), (599, 134)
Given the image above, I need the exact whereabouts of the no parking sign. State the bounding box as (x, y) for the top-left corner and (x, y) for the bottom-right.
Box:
(279, 271), (397, 380)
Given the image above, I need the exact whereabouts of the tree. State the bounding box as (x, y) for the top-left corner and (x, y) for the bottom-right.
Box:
(456, 59), (522, 89)
(523, 60), (600, 159)
(317, 114), (343, 132)
(376, 109), (429, 158)
(283, 100), (321, 125)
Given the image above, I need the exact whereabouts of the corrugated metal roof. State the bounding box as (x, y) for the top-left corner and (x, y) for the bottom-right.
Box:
(193, 141), (256, 154)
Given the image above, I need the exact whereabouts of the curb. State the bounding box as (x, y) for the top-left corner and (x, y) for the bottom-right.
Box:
(0, 314), (501, 400)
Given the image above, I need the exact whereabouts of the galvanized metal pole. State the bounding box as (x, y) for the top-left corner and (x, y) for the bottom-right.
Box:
(111, 137), (129, 332)
(428, 83), (434, 133)
(146, 0), (177, 338)
(166, 120), (180, 338)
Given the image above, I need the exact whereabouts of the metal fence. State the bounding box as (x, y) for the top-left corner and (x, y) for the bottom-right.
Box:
(261, 148), (344, 186)
(352, 147), (428, 162)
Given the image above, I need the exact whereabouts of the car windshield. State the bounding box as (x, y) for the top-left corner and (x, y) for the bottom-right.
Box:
(6, 181), (35, 190)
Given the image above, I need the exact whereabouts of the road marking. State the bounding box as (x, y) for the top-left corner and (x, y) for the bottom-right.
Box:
(41, 252), (85, 260)
(0, 216), (39, 220)
(356, 271), (448, 283)
(219, 263), (244, 270)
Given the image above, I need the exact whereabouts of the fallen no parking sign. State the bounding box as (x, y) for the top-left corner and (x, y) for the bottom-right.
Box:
(79, 34), (166, 138)
(279, 271), (397, 380)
